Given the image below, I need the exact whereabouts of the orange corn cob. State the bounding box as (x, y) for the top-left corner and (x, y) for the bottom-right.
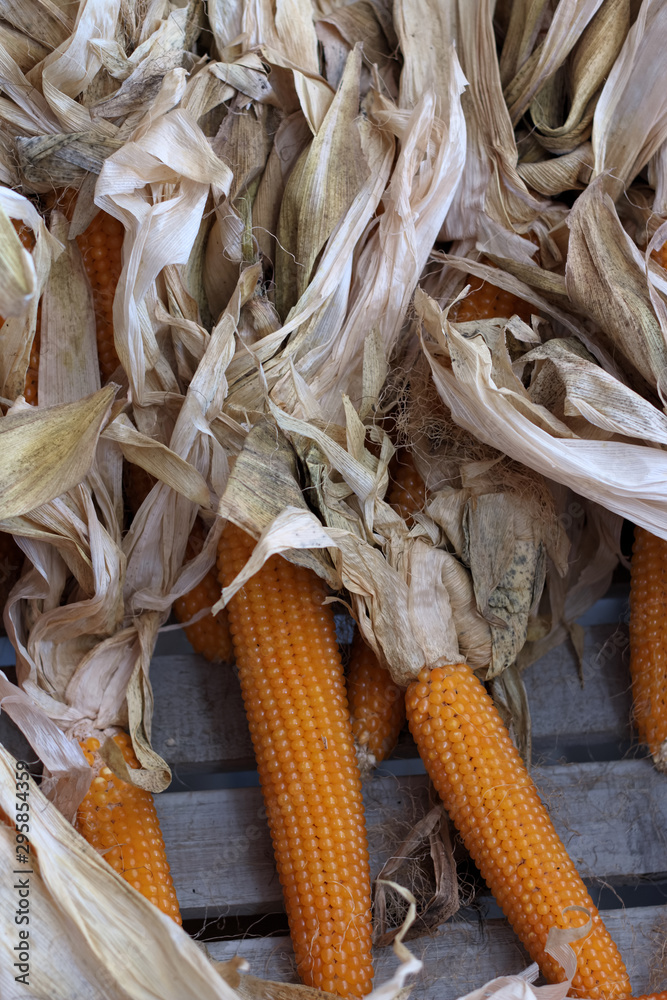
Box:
(347, 632), (405, 765)
(173, 519), (232, 663)
(450, 278), (533, 324)
(77, 732), (181, 925)
(629, 526), (667, 770)
(217, 523), (373, 998)
(123, 463), (157, 517)
(23, 321), (40, 406)
(651, 243), (667, 270)
(406, 663), (631, 999)
(75, 211), (123, 381)
(388, 452), (427, 525)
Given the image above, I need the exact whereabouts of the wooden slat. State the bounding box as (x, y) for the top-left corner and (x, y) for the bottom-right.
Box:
(149, 624), (633, 773)
(206, 904), (667, 998)
(524, 623), (632, 762)
(155, 759), (667, 920)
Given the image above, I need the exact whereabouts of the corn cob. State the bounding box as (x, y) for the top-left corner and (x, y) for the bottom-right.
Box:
(77, 732), (181, 925)
(347, 632), (405, 766)
(75, 211), (123, 381)
(651, 244), (667, 270)
(388, 452), (427, 525)
(629, 526), (667, 770)
(406, 663), (631, 998)
(23, 322), (40, 406)
(217, 523), (373, 998)
(450, 278), (533, 324)
(173, 519), (232, 663)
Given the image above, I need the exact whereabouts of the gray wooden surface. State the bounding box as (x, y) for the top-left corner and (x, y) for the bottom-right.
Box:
(206, 905), (667, 997)
(155, 760), (667, 920)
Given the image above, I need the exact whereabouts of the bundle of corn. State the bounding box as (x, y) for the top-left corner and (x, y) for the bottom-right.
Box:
(1, 0), (667, 998)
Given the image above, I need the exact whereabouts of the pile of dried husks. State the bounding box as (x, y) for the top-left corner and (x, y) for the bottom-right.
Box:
(0, 0), (666, 998)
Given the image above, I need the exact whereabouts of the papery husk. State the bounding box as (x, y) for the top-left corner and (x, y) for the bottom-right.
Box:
(315, 1), (399, 98)
(275, 46), (369, 319)
(0, 671), (90, 820)
(88, 4), (201, 125)
(0, 186), (61, 400)
(489, 662), (532, 765)
(514, 337), (667, 444)
(224, 108), (394, 414)
(0, 387), (116, 518)
(565, 177), (667, 391)
(592, 0), (667, 200)
(432, 251), (632, 384)
(503, 0), (606, 125)
(301, 64), (466, 421)
(416, 286), (667, 538)
(95, 100), (232, 402)
(0, 745), (242, 1000)
(0, 201), (35, 318)
(393, 0), (455, 113)
(0, 22), (48, 73)
(373, 805), (459, 946)
(391, 350), (564, 680)
(527, 0), (628, 155)
(106, 269), (246, 784)
(517, 487), (623, 673)
(517, 142), (594, 196)
(39, 209), (99, 406)
(229, 46), (464, 422)
(443, 0), (549, 249)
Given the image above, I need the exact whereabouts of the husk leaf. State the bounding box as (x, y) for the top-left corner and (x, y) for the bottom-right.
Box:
(0, 387), (115, 519)
(0, 200), (35, 318)
(527, 0), (628, 154)
(0, 745), (242, 999)
(0, 670), (90, 820)
(592, 0), (667, 198)
(517, 142), (594, 196)
(504, 0), (605, 125)
(417, 288), (667, 538)
(39, 209), (100, 406)
(275, 46), (368, 318)
(565, 177), (667, 389)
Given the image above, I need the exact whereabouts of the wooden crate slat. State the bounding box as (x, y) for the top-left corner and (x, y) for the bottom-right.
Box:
(148, 624), (632, 773)
(155, 759), (667, 920)
(524, 623), (632, 761)
(206, 904), (667, 998)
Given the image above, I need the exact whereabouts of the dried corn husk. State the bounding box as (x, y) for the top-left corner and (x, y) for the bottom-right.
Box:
(1, 0), (664, 994)
(592, 0), (667, 200)
(417, 287), (667, 537)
